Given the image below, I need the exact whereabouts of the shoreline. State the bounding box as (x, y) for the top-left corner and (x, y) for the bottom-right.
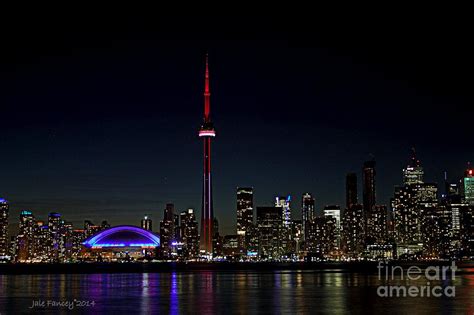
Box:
(1, 261), (474, 275)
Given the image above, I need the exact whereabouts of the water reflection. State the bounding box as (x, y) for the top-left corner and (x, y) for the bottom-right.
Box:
(1, 271), (473, 314)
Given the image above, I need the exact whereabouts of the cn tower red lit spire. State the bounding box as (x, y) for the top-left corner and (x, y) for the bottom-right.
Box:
(199, 54), (215, 254)
(204, 53), (210, 122)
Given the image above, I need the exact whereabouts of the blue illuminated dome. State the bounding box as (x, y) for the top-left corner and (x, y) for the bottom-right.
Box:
(83, 225), (160, 249)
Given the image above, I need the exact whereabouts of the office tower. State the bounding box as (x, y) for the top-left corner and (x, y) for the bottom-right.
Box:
(71, 229), (85, 260)
(48, 212), (64, 262)
(275, 195), (291, 252)
(0, 198), (9, 258)
(199, 55), (216, 254)
(346, 173), (358, 209)
(16, 210), (36, 262)
(236, 187), (253, 237)
(160, 203), (176, 259)
(141, 215), (153, 231)
(324, 205), (341, 247)
(464, 166), (474, 205)
(212, 217), (222, 257)
(275, 195), (292, 228)
(34, 220), (50, 262)
(306, 216), (336, 259)
(403, 149), (424, 185)
(291, 220), (303, 255)
(363, 160), (376, 217)
(341, 204), (365, 257)
(460, 205), (474, 258)
(179, 209), (199, 259)
(257, 207), (283, 260)
(366, 205), (388, 244)
(63, 221), (74, 261)
(392, 183), (438, 244)
(301, 193), (315, 242)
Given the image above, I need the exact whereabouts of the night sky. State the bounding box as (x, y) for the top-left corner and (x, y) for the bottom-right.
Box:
(0, 13), (472, 234)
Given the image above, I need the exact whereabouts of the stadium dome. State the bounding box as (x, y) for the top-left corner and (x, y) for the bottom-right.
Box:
(83, 225), (160, 249)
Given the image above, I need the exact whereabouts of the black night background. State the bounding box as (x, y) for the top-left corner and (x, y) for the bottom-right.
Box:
(1, 13), (471, 235)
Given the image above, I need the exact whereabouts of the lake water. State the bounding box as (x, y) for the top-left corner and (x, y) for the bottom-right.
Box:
(1, 270), (474, 314)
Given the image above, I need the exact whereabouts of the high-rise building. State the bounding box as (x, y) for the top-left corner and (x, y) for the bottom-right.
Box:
(363, 160), (376, 229)
(366, 205), (388, 244)
(141, 215), (153, 231)
(16, 210), (36, 262)
(392, 183), (438, 244)
(63, 221), (74, 261)
(460, 205), (474, 258)
(341, 204), (365, 257)
(160, 203), (177, 259)
(179, 209), (199, 259)
(403, 149), (424, 185)
(0, 199), (9, 259)
(48, 212), (64, 262)
(199, 54), (216, 254)
(34, 221), (51, 262)
(257, 207), (283, 260)
(275, 195), (291, 253)
(212, 217), (222, 257)
(345, 173), (358, 209)
(463, 166), (474, 205)
(291, 220), (304, 255)
(71, 229), (85, 260)
(275, 195), (291, 228)
(306, 216), (336, 258)
(324, 205), (341, 248)
(301, 193), (315, 242)
(236, 187), (253, 237)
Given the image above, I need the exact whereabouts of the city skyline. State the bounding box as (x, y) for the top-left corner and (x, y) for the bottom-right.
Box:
(0, 15), (472, 235)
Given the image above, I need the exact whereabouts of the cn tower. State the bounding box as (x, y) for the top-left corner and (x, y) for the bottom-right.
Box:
(199, 54), (215, 254)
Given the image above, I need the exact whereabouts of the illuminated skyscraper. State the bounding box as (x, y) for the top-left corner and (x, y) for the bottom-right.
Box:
(275, 195), (291, 252)
(275, 195), (291, 228)
(403, 148), (424, 185)
(363, 159), (376, 241)
(160, 203), (177, 259)
(0, 199), (9, 259)
(366, 205), (388, 244)
(392, 183), (438, 244)
(324, 205), (341, 247)
(16, 210), (35, 262)
(179, 209), (199, 259)
(257, 206), (283, 260)
(236, 187), (253, 236)
(306, 216), (336, 258)
(345, 173), (358, 209)
(199, 54), (216, 254)
(141, 215), (153, 231)
(301, 193), (315, 242)
(48, 212), (64, 262)
(341, 204), (365, 257)
(34, 221), (51, 262)
(463, 165), (474, 205)
(363, 160), (376, 215)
